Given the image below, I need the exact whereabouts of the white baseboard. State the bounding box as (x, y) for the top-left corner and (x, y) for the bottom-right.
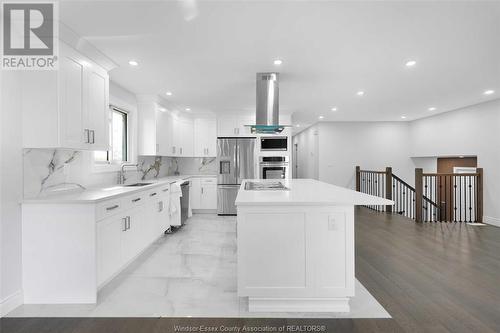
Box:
(0, 290), (23, 317)
(484, 216), (500, 227)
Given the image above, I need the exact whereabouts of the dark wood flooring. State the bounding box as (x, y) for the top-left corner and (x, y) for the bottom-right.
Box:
(2, 208), (499, 333)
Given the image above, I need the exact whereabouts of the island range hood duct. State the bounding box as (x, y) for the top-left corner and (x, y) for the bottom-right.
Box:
(250, 72), (287, 134)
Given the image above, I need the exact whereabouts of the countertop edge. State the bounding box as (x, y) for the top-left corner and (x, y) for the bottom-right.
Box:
(22, 174), (217, 204)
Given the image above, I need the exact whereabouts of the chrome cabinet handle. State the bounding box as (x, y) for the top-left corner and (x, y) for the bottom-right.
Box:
(201, 187), (204, 194)
(162, 188), (169, 192)
(84, 129), (90, 143)
(90, 130), (95, 144)
(158, 201), (163, 212)
(106, 204), (119, 211)
(132, 198), (141, 203)
(150, 192), (157, 197)
(180, 147), (183, 155)
(122, 217), (127, 231)
(172, 146), (176, 154)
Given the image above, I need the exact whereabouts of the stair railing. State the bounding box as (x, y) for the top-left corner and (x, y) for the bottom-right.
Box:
(415, 168), (483, 223)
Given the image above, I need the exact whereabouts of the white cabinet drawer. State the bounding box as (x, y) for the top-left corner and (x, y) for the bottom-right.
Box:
(96, 199), (123, 221)
(200, 178), (217, 184)
(146, 188), (161, 201)
(124, 193), (146, 207)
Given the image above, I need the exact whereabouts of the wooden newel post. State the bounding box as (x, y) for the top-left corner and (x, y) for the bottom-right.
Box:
(415, 168), (423, 223)
(385, 167), (393, 213)
(477, 168), (484, 223)
(355, 166), (361, 192)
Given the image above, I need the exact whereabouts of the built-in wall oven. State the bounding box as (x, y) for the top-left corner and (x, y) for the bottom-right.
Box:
(260, 136), (288, 151)
(259, 156), (289, 179)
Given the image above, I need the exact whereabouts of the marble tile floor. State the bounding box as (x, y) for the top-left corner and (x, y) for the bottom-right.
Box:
(7, 214), (390, 318)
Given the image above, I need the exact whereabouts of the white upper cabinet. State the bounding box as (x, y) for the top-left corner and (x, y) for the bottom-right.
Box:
(217, 115), (255, 137)
(194, 117), (217, 157)
(22, 42), (109, 150)
(179, 117), (194, 157)
(156, 110), (174, 156)
(86, 70), (109, 150)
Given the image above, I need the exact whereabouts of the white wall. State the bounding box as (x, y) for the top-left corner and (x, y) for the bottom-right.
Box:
(1, 72), (24, 315)
(410, 99), (500, 226)
(316, 122), (414, 189)
(293, 99), (500, 225)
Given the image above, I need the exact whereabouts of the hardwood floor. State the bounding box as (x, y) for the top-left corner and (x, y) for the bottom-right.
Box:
(355, 207), (500, 333)
(2, 208), (499, 333)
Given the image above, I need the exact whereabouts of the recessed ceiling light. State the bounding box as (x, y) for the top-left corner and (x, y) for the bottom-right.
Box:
(158, 107), (167, 112)
(483, 89), (495, 95)
(166, 91), (173, 96)
(331, 107), (338, 112)
(185, 108), (191, 111)
(128, 60), (138, 66)
(405, 60), (417, 67)
(318, 115), (324, 119)
(273, 59), (283, 66)
(401, 115), (407, 119)
(428, 107), (436, 111)
(295, 124), (300, 127)
(357, 91), (365, 96)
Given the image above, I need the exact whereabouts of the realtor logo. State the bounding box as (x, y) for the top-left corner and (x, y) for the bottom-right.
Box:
(1, 1), (58, 70)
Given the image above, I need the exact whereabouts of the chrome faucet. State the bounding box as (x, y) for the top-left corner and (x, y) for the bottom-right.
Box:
(119, 163), (139, 184)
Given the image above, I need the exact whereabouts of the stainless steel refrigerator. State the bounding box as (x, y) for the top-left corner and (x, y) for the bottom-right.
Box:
(217, 138), (255, 215)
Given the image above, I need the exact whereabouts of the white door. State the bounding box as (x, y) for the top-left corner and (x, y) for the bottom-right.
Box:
(156, 110), (173, 156)
(121, 208), (143, 264)
(194, 118), (217, 156)
(180, 118), (194, 156)
(205, 118), (217, 156)
(190, 178), (202, 209)
(60, 55), (86, 149)
(86, 69), (109, 150)
(200, 183), (217, 209)
(97, 215), (126, 285)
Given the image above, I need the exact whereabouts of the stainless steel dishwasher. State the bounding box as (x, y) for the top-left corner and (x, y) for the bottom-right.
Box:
(180, 181), (190, 225)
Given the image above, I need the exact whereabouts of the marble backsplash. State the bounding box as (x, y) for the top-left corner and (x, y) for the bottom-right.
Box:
(23, 149), (217, 198)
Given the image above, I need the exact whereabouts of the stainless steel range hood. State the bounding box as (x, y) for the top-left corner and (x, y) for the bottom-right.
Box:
(250, 72), (287, 134)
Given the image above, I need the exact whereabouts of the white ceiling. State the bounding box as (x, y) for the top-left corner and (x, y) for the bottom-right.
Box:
(60, 1), (500, 126)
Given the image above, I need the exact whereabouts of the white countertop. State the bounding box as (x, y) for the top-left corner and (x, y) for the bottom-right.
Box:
(23, 175), (216, 204)
(235, 179), (394, 206)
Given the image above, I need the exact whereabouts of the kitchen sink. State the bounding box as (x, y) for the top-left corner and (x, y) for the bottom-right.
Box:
(123, 182), (153, 187)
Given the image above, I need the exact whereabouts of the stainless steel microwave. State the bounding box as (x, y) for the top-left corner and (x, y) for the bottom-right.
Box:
(260, 136), (288, 151)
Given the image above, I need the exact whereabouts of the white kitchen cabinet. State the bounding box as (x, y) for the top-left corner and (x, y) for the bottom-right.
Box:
(138, 100), (175, 156)
(200, 180), (217, 209)
(194, 118), (217, 157)
(22, 181), (178, 303)
(217, 115), (254, 137)
(190, 177), (217, 210)
(97, 214), (125, 286)
(190, 178), (202, 209)
(22, 42), (109, 150)
(180, 117), (194, 156)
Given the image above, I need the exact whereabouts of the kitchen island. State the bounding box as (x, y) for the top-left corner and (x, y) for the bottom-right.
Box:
(235, 179), (393, 313)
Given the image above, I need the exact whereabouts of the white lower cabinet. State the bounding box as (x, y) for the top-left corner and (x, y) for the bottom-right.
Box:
(189, 177), (217, 210)
(97, 214), (125, 286)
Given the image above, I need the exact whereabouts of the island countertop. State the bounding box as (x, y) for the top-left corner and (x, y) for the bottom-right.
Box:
(235, 179), (394, 206)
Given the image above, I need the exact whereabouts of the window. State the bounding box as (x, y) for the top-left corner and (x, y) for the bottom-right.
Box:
(94, 106), (129, 164)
